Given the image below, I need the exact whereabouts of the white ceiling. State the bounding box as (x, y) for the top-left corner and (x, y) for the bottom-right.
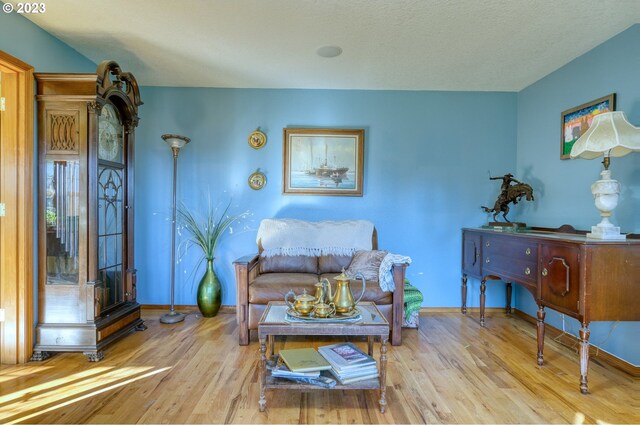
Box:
(23, 0), (640, 91)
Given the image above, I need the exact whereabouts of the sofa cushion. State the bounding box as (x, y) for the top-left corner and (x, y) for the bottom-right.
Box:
(249, 273), (319, 304)
(319, 273), (392, 304)
(259, 255), (318, 274)
(318, 255), (353, 274)
(345, 250), (388, 281)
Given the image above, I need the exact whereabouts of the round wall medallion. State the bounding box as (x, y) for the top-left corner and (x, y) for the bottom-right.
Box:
(248, 170), (266, 190)
(248, 129), (266, 149)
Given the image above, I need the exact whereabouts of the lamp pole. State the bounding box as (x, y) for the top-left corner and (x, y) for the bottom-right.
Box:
(160, 134), (191, 324)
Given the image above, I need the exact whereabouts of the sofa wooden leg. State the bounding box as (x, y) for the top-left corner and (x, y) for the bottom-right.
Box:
(391, 263), (406, 346)
(238, 304), (249, 345)
(239, 328), (249, 345)
(391, 327), (402, 346)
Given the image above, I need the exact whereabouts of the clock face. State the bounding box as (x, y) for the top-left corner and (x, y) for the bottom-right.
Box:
(98, 103), (123, 162)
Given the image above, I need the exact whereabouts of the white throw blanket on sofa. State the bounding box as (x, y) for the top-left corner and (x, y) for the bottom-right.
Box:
(378, 253), (412, 292)
(257, 219), (374, 257)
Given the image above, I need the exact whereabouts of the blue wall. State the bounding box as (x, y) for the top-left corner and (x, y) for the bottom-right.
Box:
(134, 88), (517, 308)
(0, 5), (95, 72)
(515, 24), (640, 364)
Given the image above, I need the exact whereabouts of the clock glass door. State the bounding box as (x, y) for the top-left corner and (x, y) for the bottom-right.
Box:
(45, 159), (80, 284)
(97, 103), (125, 312)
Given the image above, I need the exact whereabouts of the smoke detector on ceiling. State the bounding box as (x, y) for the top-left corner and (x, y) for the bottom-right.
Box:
(316, 46), (343, 58)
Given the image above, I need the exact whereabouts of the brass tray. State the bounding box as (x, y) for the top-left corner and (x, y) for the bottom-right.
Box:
(285, 307), (362, 323)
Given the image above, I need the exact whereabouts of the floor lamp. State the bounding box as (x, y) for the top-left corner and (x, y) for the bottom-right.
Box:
(160, 134), (191, 324)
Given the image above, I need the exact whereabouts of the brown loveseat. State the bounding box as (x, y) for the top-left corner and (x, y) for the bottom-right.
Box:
(234, 221), (408, 346)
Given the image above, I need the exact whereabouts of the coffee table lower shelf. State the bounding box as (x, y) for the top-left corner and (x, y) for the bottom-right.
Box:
(266, 373), (381, 390)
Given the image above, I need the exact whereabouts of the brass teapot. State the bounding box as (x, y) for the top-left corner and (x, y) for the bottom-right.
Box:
(284, 289), (316, 315)
(320, 269), (366, 314)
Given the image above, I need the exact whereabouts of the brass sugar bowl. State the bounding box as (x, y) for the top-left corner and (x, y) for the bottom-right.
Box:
(313, 302), (336, 318)
(284, 289), (316, 315)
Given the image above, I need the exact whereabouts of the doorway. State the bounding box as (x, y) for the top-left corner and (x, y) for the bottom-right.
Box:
(0, 50), (34, 364)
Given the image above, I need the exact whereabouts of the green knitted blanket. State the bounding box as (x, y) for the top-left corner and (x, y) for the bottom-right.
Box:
(403, 279), (423, 328)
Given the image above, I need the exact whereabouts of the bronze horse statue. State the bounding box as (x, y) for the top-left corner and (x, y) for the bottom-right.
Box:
(481, 174), (534, 222)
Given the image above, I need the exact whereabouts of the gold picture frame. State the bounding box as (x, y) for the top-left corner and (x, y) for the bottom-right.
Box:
(283, 128), (364, 196)
(560, 93), (615, 159)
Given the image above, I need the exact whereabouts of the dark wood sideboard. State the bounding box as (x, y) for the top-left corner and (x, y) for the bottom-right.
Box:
(461, 227), (640, 394)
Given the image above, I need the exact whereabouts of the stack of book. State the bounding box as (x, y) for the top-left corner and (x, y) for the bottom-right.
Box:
(318, 342), (378, 384)
(270, 358), (321, 379)
(271, 348), (336, 388)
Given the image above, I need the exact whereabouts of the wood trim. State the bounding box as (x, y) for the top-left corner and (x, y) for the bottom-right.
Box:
(419, 307), (505, 313)
(0, 51), (34, 364)
(512, 309), (639, 377)
(141, 304), (236, 314)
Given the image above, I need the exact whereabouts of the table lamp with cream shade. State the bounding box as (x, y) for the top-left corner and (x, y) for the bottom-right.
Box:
(570, 111), (640, 240)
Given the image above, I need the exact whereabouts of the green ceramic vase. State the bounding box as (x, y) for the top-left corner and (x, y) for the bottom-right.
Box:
(197, 259), (221, 317)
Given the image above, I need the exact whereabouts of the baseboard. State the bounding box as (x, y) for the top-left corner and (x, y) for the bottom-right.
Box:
(141, 304), (236, 314)
(418, 307), (504, 313)
(511, 309), (639, 377)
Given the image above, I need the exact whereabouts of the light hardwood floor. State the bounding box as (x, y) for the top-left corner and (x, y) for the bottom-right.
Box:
(1, 310), (638, 424)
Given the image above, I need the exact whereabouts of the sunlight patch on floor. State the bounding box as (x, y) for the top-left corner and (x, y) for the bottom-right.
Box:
(0, 367), (110, 404)
(573, 411), (611, 425)
(0, 366), (54, 384)
(0, 366), (171, 424)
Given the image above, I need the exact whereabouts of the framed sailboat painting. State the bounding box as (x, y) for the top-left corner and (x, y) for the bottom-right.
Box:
(283, 128), (364, 196)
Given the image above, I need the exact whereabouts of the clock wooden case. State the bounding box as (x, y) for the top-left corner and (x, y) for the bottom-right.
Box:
(32, 61), (145, 361)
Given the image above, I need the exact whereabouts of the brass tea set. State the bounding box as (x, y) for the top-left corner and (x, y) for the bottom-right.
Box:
(285, 269), (366, 319)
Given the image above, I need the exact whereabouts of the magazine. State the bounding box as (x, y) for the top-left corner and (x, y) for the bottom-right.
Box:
(266, 356), (337, 387)
(272, 374), (337, 388)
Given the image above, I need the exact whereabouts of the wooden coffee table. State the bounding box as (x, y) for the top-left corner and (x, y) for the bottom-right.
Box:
(257, 301), (390, 412)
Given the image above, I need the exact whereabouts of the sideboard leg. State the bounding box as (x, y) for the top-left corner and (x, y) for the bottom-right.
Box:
(579, 324), (591, 394)
(461, 274), (468, 314)
(505, 282), (512, 314)
(379, 336), (388, 413)
(536, 305), (546, 366)
(479, 279), (487, 326)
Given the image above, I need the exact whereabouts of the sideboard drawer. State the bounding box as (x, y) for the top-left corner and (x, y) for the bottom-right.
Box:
(483, 235), (538, 261)
(483, 235), (537, 285)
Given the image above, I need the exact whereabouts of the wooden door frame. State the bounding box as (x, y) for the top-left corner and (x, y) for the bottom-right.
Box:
(0, 50), (34, 364)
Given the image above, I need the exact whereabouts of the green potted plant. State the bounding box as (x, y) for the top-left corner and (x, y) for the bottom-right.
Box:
(178, 201), (247, 317)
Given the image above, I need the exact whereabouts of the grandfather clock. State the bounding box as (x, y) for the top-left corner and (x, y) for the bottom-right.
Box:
(32, 61), (145, 362)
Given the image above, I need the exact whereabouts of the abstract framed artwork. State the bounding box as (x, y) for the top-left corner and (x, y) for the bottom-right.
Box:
(282, 128), (364, 196)
(560, 93), (616, 159)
